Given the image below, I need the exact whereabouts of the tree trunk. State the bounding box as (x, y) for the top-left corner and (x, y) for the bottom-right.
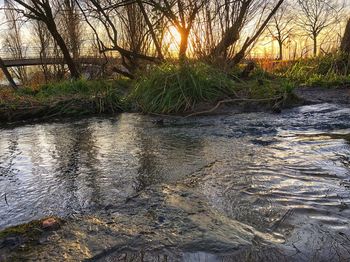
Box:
(278, 41), (283, 60)
(313, 35), (317, 56)
(341, 19), (350, 54)
(230, 49), (246, 67)
(210, 25), (241, 59)
(136, 0), (164, 60)
(0, 58), (18, 90)
(229, 0), (285, 66)
(46, 21), (80, 79)
(179, 30), (190, 61)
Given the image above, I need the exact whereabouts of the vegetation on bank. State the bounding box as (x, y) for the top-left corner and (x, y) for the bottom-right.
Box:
(0, 0), (348, 122)
(0, 61), (298, 121)
(274, 53), (350, 87)
(131, 63), (237, 114)
(0, 217), (63, 260)
(1, 52), (350, 122)
(0, 79), (130, 121)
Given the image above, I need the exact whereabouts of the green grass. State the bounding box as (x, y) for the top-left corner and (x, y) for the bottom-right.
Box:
(0, 62), (298, 121)
(36, 79), (130, 113)
(131, 62), (237, 114)
(281, 53), (350, 87)
(0, 79), (130, 121)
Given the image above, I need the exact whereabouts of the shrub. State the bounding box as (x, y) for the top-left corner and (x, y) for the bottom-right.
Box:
(131, 63), (236, 114)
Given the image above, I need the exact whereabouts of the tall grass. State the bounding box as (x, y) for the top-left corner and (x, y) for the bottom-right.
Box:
(282, 53), (350, 87)
(3, 79), (130, 115)
(131, 63), (236, 113)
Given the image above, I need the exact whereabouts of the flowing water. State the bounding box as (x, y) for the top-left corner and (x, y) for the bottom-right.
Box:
(1, 103), (350, 261)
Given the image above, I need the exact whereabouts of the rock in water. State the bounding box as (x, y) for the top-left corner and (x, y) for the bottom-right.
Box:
(42, 218), (61, 231)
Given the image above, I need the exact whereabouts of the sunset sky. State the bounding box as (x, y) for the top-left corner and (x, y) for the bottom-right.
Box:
(0, 0), (349, 59)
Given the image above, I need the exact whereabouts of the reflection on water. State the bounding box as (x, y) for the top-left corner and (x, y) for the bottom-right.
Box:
(0, 114), (206, 228)
(1, 103), (350, 261)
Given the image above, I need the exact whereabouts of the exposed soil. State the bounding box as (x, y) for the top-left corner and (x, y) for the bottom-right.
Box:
(293, 86), (350, 104)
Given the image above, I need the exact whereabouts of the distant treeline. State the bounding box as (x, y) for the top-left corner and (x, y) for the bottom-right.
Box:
(0, 0), (349, 82)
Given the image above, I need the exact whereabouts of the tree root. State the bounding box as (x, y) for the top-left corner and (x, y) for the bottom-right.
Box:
(185, 96), (282, 118)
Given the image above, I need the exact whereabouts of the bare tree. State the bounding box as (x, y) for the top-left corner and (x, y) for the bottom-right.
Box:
(3, 2), (28, 84)
(135, 0), (163, 59)
(77, 0), (160, 75)
(230, 0), (285, 65)
(208, 0), (284, 66)
(118, 2), (152, 57)
(0, 58), (18, 89)
(7, 0), (80, 78)
(190, 1), (216, 58)
(210, 0), (253, 59)
(31, 19), (61, 82)
(267, 2), (294, 60)
(296, 0), (343, 56)
(58, 0), (83, 59)
(144, 0), (205, 60)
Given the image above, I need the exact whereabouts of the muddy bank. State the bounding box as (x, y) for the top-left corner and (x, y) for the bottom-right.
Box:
(0, 98), (123, 124)
(2, 86), (347, 124)
(0, 95), (295, 125)
(293, 86), (350, 104)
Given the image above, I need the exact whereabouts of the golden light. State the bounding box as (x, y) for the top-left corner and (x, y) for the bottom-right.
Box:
(163, 26), (182, 57)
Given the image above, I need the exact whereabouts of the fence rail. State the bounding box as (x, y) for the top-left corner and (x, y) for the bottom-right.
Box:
(0, 46), (116, 67)
(1, 57), (118, 67)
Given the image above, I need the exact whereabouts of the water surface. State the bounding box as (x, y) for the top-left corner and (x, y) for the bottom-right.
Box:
(1, 103), (350, 261)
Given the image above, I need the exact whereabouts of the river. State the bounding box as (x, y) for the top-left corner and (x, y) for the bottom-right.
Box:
(1, 103), (350, 261)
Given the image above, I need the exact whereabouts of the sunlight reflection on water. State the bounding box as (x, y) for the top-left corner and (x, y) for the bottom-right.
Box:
(0, 103), (350, 260)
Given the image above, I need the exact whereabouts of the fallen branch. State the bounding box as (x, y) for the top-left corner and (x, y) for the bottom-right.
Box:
(185, 96), (282, 118)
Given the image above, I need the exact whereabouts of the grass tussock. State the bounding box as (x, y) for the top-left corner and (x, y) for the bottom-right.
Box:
(131, 63), (236, 114)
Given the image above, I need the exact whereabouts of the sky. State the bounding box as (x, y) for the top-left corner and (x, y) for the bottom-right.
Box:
(0, 0), (349, 58)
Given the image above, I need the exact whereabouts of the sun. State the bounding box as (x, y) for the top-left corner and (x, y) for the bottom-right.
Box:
(163, 26), (182, 56)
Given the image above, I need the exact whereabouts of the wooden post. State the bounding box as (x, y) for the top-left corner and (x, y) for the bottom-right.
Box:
(0, 58), (17, 90)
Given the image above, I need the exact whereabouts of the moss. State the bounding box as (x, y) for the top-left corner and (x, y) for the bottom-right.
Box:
(0, 217), (64, 262)
(0, 220), (42, 239)
(0, 217), (63, 240)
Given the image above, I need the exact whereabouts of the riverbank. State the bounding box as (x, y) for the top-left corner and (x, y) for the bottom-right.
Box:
(2, 84), (349, 124)
(0, 62), (298, 123)
(0, 79), (129, 123)
(293, 86), (350, 104)
(0, 81), (297, 124)
(2, 58), (350, 123)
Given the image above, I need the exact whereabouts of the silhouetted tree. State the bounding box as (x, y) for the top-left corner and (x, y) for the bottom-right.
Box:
(267, 3), (294, 60)
(209, 0), (285, 65)
(144, 0), (205, 60)
(7, 0), (80, 78)
(296, 0), (343, 56)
